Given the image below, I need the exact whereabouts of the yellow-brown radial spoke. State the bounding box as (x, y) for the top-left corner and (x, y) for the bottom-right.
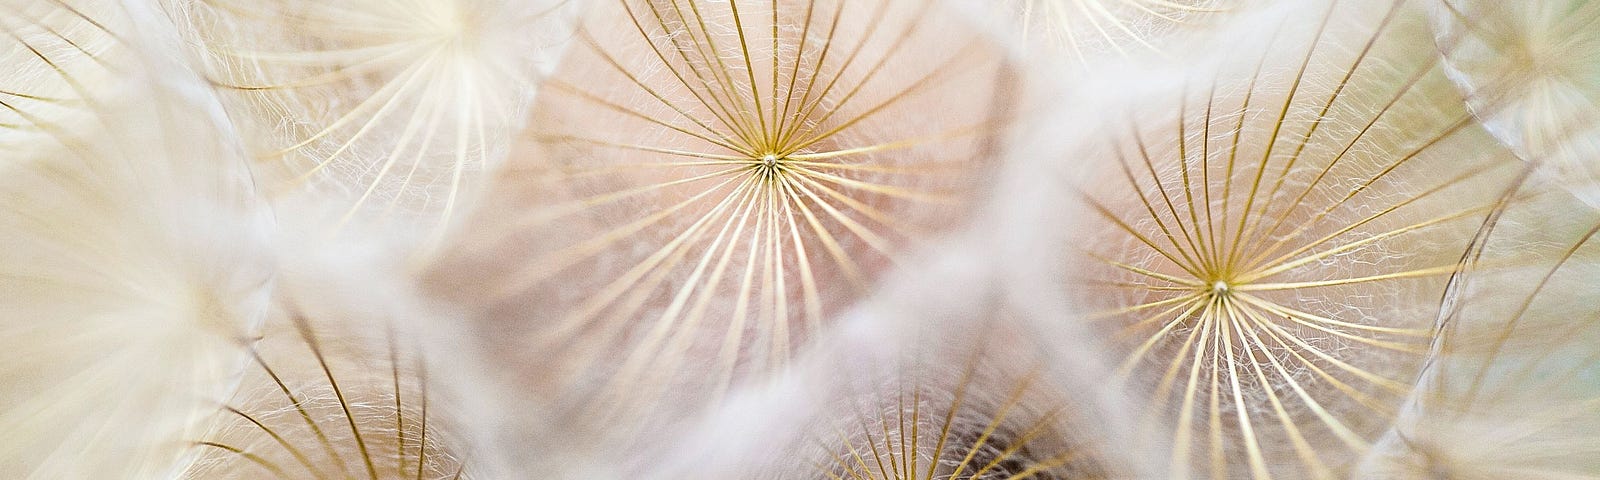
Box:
(784, 164), (955, 204)
(1222, 1), (1337, 271)
(1174, 91), (1218, 274)
(784, 121), (993, 162)
(503, 164), (753, 232)
(766, 179), (793, 369)
(1001, 448), (1083, 480)
(495, 166), (752, 293)
(780, 169), (899, 263)
(1148, 295), (1214, 412)
(0, 98), (63, 141)
(538, 172), (761, 347)
(723, 0), (770, 147)
(509, 158), (753, 183)
(786, 37), (981, 156)
(711, 181), (776, 399)
(1090, 281), (1199, 293)
(781, 166), (923, 241)
(1234, 2), (1404, 258)
(1086, 250), (1199, 286)
(776, 0), (851, 150)
(1214, 22), (1283, 275)
(779, 179), (826, 336)
(1233, 292), (1430, 337)
(1131, 125), (1212, 274)
(947, 369), (1042, 479)
(673, 0), (769, 143)
(773, 0), (819, 143)
(0, 20), (96, 114)
(1080, 191), (1205, 278)
(776, 0), (905, 151)
(1243, 112), (1477, 269)
(1205, 301), (1227, 480)
(843, 389), (892, 480)
(605, 171), (766, 393)
(1247, 322), (1398, 424)
(1230, 299), (1377, 451)
(1251, 310), (1411, 397)
(1234, 265), (1462, 293)
(981, 430), (1075, 477)
(196, 442), (291, 478)
(631, 0), (761, 145)
(249, 346), (351, 479)
(826, 427), (875, 480)
(292, 314), (380, 480)
(1092, 291), (1206, 320)
(34, 0), (120, 42)
(647, 0), (758, 136)
(1164, 294), (1218, 476)
(532, 134), (753, 161)
(223, 405), (326, 480)
(1217, 300), (1272, 480)
(1114, 295), (1208, 375)
(1223, 300), (1337, 479)
(1244, 43), (1449, 257)
(413, 351), (431, 480)
(1237, 161), (1501, 281)
(768, 0), (780, 144)
(0, 88), (73, 103)
(923, 355), (982, 480)
(1155, 320), (1212, 474)
(388, 330), (407, 478)
(877, 389), (904, 480)
(778, 161), (964, 180)
(771, 175), (870, 289)
(571, 23), (754, 152)
(544, 74), (750, 157)
(1111, 145), (1206, 276)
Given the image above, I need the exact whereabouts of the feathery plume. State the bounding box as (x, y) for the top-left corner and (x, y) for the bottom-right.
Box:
(420, 0), (1023, 466)
(181, 298), (471, 480)
(162, 0), (578, 240)
(1358, 169), (1600, 478)
(997, 0), (1529, 477)
(1431, 0), (1600, 209)
(0, 2), (273, 477)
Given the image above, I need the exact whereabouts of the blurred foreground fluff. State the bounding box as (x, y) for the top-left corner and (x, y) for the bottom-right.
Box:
(2, 0), (1599, 479)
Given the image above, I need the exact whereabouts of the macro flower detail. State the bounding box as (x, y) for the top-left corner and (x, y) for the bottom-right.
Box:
(184, 308), (468, 480)
(3, 1), (1600, 479)
(166, 0), (573, 235)
(1025, 1), (1527, 477)
(427, 0), (1018, 420)
(1432, 0), (1600, 209)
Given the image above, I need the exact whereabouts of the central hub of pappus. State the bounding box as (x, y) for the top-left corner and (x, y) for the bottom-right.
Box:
(756, 153), (787, 179)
